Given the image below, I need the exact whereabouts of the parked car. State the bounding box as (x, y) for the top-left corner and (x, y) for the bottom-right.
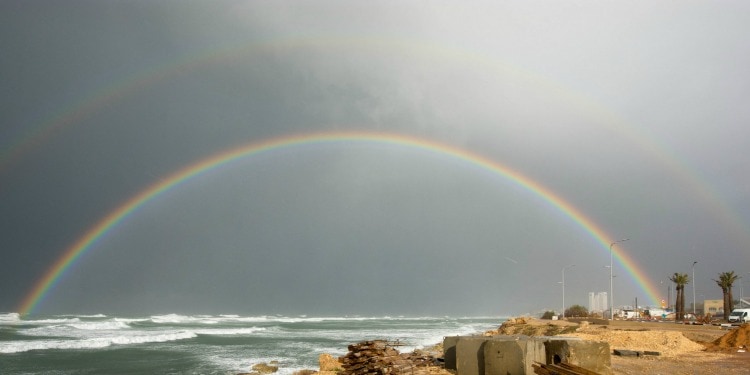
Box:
(727, 308), (750, 323)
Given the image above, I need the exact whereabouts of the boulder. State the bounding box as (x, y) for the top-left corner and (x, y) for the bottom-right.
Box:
(319, 353), (343, 372)
(252, 362), (279, 374)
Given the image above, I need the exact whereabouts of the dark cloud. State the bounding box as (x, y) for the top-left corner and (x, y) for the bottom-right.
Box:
(2, 1), (749, 316)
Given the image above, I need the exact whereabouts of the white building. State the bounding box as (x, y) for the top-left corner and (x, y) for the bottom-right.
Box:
(588, 292), (608, 313)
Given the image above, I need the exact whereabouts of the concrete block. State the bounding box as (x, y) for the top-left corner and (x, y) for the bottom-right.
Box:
(483, 337), (545, 375)
(544, 337), (612, 375)
(455, 336), (491, 375)
(451, 336), (528, 375)
(443, 336), (460, 370)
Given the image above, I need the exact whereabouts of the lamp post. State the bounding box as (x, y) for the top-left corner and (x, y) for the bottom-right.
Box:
(692, 261), (697, 316)
(741, 274), (747, 308)
(561, 264), (575, 319)
(610, 238), (629, 320)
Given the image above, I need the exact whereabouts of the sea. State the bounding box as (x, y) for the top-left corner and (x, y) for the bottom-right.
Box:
(0, 313), (504, 374)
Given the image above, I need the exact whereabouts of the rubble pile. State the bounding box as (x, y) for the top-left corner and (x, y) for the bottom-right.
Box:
(710, 323), (750, 352)
(338, 340), (435, 375)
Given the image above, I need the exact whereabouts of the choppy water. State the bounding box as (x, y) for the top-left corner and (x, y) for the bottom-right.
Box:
(0, 313), (503, 374)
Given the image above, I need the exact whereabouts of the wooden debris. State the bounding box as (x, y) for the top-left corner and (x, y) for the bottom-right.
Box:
(532, 361), (603, 375)
(612, 349), (640, 357)
(612, 348), (661, 357)
(339, 340), (436, 375)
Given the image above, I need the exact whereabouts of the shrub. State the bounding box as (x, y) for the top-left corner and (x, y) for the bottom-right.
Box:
(541, 311), (556, 319)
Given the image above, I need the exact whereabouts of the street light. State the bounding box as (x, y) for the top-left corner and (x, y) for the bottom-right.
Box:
(561, 264), (575, 319)
(692, 261), (698, 316)
(610, 238), (629, 320)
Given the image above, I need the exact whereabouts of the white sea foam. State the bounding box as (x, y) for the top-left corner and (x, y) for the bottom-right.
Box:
(25, 317), (82, 324)
(114, 317), (149, 323)
(150, 314), (193, 323)
(194, 327), (265, 336)
(0, 312), (21, 324)
(69, 321), (130, 330)
(0, 331), (198, 353)
(59, 314), (108, 318)
(145, 314), (459, 325)
(149, 314), (221, 324)
(20, 321), (130, 337)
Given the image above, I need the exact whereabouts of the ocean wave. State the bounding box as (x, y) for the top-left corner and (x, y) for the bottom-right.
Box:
(114, 317), (149, 323)
(0, 312), (21, 324)
(194, 327), (265, 336)
(24, 317), (82, 324)
(145, 314), (467, 325)
(0, 331), (197, 353)
(69, 321), (131, 330)
(20, 321), (131, 337)
(148, 314), (303, 325)
(149, 314), (219, 324)
(70, 314), (108, 318)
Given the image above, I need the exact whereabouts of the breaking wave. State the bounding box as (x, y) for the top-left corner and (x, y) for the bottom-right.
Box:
(0, 331), (198, 353)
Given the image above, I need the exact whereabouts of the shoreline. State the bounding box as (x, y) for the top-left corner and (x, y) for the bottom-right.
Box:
(312, 317), (749, 375)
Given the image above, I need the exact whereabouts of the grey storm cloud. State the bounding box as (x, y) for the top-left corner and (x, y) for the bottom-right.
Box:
(1, 1), (749, 316)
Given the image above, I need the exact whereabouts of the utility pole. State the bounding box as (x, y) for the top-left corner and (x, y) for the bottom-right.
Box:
(692, 261), (698, 316)
(609, 239), (629, 319)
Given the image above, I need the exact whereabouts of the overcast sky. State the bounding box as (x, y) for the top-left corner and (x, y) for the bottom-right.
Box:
(2, 1), (749, 316)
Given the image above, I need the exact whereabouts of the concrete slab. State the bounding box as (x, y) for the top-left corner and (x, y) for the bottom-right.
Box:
(447, 335), (611, 375)
(483, 337), (545, 375)
(450, 336), (527, 375)
(455, 336), (491, 375)
(544, 337), (612, 375)
(443, 336), (460, 370)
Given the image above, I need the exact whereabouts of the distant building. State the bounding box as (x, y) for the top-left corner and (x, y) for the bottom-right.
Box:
(588, 292), (608, 313)
(704, 299), (723, 316)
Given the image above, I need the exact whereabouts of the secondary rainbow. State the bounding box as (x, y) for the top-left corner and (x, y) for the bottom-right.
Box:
(2, 36), (747, 248)
(18, 131), (663, 315)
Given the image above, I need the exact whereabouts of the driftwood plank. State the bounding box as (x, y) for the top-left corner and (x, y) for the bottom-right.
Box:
(533, 361), (603, 375)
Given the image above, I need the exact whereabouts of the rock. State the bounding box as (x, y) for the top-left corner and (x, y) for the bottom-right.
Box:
(292, 370), (317, 375)
(613, 349), (641, 357)
(319, 353), (343, 372)
(252, 362), (279, 374)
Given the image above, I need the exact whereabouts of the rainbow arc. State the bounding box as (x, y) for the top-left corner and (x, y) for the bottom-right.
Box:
(18, 131), (662, 315)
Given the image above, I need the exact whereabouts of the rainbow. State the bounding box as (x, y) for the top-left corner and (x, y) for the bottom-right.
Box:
(2, 36), (748, 248)
(17, 131), (663, 315)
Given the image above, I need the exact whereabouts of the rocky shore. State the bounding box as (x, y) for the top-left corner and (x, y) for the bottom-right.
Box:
(242, 318), (750, 375)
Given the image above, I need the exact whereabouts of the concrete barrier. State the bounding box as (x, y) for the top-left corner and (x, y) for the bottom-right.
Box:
(483, 337), (545, 375)
(443, 336), (460, 370)
(455, 336), (491, 375)
(444, 335), (611, 375)
(450, 336), (527, 375)
(544, 337), (611, 375)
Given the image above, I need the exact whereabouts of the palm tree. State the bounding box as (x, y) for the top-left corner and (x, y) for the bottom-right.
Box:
(713, 271), (740, 320)
(670, 273), (690, 321)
